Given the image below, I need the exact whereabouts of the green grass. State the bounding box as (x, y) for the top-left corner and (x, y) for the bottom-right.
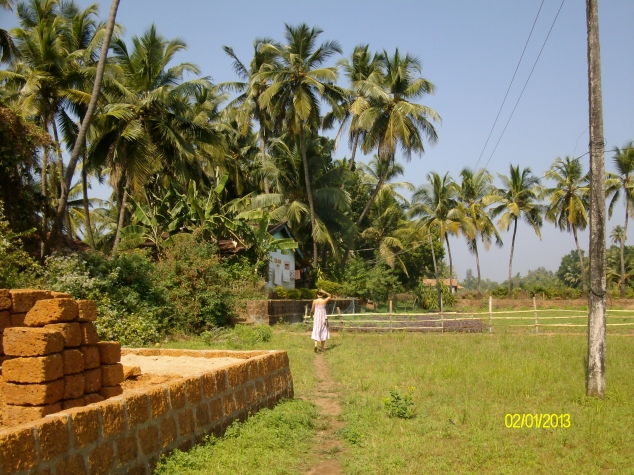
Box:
(156, 326), (634, 474)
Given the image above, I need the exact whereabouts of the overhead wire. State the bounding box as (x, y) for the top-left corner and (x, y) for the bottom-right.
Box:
(474, 0), (546, 170)
(482, 0), (566, 171)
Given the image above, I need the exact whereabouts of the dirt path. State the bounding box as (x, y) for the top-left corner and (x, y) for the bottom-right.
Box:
(304, 351), (345, 475)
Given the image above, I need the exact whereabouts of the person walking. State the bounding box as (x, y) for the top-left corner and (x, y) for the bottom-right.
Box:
(311, 289), (331, 353)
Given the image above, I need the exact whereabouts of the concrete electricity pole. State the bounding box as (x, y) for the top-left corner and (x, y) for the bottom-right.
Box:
(585, 0), (606, 398)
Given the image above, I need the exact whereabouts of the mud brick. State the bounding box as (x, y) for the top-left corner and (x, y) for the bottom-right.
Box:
(84, 367), (102, 393)
(98, 399), (126, 438)
(44, 322), (81, 347)
(4, 378), (64, 405)
(123, 365), (141, 379)
(64, 373), (85, 399)
(101, 363), (124, 386)
(63, 348), (84, 374)
(185, 376), (202, 403)
(97, 341), (121, 364)
(50, 291), (72, 298)
(9, 289), (51, 313)
(160, 415), (177, 448)
(126, 392), (149, 427)
(69, 404), (99, 448)
(0, 289), (11, 310)
(24, 298), (78, 326)
(148, 386), (170, 418)
(34, 415), (70, 460)
(2, 403), (61, 426)
(76, 299), (98, 322)
(88, 442), (115, 475)
(0, 424), (38, 472)
(85, 393), (105, 404)
(3, 327), (64, 356)
(10, 312), (26, 327)
(98, 384), (123, 398)
(138, 425), (159, 456)
(80, 322), (99, 345)
(116, 435), (138, 465)
(55, 453), (86, 475)
(0, 310), (10, 331)
(62, 396), (85, 410)
(3, 354), (63, 383)
(167, 379), (186, 409)
(79, 345), (100, 369)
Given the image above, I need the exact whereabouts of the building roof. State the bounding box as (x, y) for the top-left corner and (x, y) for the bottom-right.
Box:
(421, 278), (463, 289)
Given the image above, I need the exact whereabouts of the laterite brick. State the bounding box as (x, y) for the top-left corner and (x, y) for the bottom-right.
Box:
(222, 394), (235, 417)
(64, 373), (85, 399)
(55, 453), (87, 475)
(63, 348), (85, 374)
(34, 415), (70, 460)
(116, 435), (139, 465)
(178, 408), (194, 437)
(148, 386), (170, 418)
(214, 369), (228, 393)
(98, 399), (126, 438)
(3, 327), (64, 356)
(0, 425), (38, 472)
(4, 378), (64, 405)
(9, 289), (51, 313)
(185, 376), (202, 404)
(0, 288), (11, 310)
(70, 404), (100, 448)
(62, 397), (85, 410)
(87, 442), (115, 475)
(97, 341), (121, 364)
(84, 367), (102, 393)
(195, 402), (211, 429)
(0, 310), (10, 331)
(79, 345), (100, 369)
(44, 322), (82, 347)
(138, 425), (159, 456)
(201, 372), (216, 398)
(84, 393), (105, 405)
(76, 299), (98, 322)
(101, 363), (124, 386)
(126, 392), (149, 428)
(3, 353), (63, 383)
(167, 379), (186, 409)
(80, 322), (99, 345)
(98, 384), (123, 398)
(51, 291), (72, 298)
(9, 312), (26, 327)
(24, 298), (78, 326)
(209, 397), (223, 421)
(160, 415), (177, 447)
(2, 402), (61, 426)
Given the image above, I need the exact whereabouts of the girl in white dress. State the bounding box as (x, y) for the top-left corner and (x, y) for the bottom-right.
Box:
(310, 289), (331, 353)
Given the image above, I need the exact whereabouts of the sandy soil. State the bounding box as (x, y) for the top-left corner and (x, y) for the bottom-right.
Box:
(120, 354), (244, 377)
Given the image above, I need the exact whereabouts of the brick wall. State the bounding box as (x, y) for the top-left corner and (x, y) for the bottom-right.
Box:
(246, 298), (355, 324)
(0, 348), (293, 475)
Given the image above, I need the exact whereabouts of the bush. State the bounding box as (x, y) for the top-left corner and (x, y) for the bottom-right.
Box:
(339, 257), (401, 302)
(316, 279), (341, 296)
(415, 281), (456, 309)
(300, 288), (317, 299)
(0, 201), (41, 288)
(273, 286), (287, 299)
(383, 387), (415, 419)
(286, 289), (301, 300)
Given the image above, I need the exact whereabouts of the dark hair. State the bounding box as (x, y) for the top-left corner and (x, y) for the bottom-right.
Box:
(317, 290), (325, 298)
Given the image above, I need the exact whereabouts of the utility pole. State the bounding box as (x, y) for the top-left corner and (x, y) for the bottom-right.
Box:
(586, 0), (606, 398)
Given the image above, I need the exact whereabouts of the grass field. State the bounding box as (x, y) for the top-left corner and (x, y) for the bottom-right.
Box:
(156, 327), (634, 474)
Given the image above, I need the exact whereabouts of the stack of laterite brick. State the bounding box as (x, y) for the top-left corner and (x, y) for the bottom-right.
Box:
(0, 289), (125, 426)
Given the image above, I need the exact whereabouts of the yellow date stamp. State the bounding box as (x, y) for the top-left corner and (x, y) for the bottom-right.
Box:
(505, 413), (570, 429)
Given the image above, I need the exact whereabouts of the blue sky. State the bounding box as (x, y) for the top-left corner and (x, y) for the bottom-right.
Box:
(2, 0), (633, 281)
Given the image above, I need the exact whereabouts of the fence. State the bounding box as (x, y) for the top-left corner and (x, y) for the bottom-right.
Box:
(305, 297), (634, 334)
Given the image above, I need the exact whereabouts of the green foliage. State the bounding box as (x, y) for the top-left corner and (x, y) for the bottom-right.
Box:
(155, 399), (318, 475)
(316, 279), (341, 296)
(273, 286), (287, 299)
(300, 288), (317, 299)
(383, 387), (415, 419)
(285, 289), (301, 300)
(340, 257), (401, 302)
(415, 281), (455, 309)
(0, 201), (41, 288)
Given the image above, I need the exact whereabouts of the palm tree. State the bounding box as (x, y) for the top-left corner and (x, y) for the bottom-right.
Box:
(606, 141), (634, 298)
(411, 172), (473, 304)
(490, 165), (543, 298)
(256, 23), (344, 267)
(325, 45), (384, 173)
(220, 38), (280, 193)
(0, 0), (20, 64)
(458, 168), (502, 297)
(544, 156), (589, 296)
(355, 49), (440, 226)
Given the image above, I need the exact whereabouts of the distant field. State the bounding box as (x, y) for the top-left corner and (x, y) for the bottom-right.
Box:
(157, 327), (634, 474)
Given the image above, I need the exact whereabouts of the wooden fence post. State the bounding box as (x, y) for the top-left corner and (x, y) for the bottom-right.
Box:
(337, 307), (342, 331)
(533, 297), (538, 334)
(389, 299), (393, 333)
(488, 296), (493, 333)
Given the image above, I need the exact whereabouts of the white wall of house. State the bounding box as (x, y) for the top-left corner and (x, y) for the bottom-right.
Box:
(267, 248), (295, 290)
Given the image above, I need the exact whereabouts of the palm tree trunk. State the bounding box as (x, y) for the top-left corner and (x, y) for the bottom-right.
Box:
(260, 127), (269, 194)
(473, 239), (482, 298)
(586, 0), (606, 398)
(299, 127), (318, 268)
(112, 181), (128, 254)
(45, 0), (120, 256)
(356, 157), (390, 227)
(41, 143), (49, 258)
(508, 218), (518, 298)
(445, 233), (454, 288)
(429, 233), (442, 312)
(50, 119), (72, 234)
(620, 202), (628, 298)
(341, 130), (360, 191)
(572, 225), (587, 297)
(82, 148), (95, 249)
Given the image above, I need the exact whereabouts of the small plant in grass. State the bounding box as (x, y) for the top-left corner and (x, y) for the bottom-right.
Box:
(383, 386), (415, 419)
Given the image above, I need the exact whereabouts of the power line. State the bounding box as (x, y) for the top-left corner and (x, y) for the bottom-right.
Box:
(483, 0), (566, 171)
(474, 0), (546, 170)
